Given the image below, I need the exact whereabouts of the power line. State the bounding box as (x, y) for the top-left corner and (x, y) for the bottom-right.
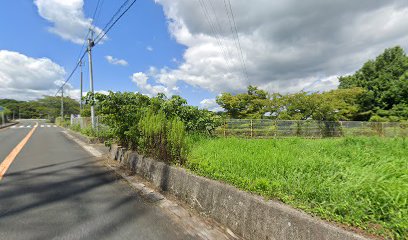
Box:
(206, 0), (236, 64)
(94, 0), (138, 45)
(197, 0), (234, 70)
(93, 0), (105, 27)
(55, 0), (138, 96)
(225, 0), (248, 81)
(56, 0), (104, 96)
(75, 0), (103, 71)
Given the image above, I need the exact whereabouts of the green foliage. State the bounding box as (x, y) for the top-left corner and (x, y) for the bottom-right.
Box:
(166, 117), (187, 164)
(55, 117), (70, 127)
(83, 91), (214, 164)
(217, 86), (364, 121)
(188, 137), (408, 239)
(70, 123), (81, 132)
(138, 109), (187, 164)
(339, 46), (408, 120)
(0, 96), (79, 120)
(217, 85), (269, 118)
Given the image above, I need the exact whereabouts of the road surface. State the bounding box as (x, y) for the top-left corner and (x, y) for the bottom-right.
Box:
(0, 120), (196, 240)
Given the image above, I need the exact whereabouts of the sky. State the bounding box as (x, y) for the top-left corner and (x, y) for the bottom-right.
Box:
(1, 0), (408, 111)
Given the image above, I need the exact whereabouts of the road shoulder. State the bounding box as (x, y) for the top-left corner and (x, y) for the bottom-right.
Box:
(61, 129), (239, 240)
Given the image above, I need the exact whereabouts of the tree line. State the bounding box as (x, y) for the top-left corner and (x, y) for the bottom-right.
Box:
(217, 46), (408, 122)
(0, 96), (79, 121)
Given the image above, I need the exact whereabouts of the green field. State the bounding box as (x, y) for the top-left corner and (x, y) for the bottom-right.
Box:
(187, 137), (408, 239)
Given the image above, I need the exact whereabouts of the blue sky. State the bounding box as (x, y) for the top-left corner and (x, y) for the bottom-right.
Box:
(0, 0), (215, 107)
(1, 0), (408, 111)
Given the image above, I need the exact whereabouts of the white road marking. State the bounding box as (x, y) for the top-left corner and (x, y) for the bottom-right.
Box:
(62, 131), (102, 158)
(41, 125), (44, 128)
(26, 126), (31, 128)
(53, 125), (57, 128)
(47, 125), (51, 127)
(11, 126), (16, 129)
(19, 126), (24, 128)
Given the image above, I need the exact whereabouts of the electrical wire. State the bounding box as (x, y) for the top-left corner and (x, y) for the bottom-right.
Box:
(225, 0), (248, 81)
(94, 0), (138, 46)
(55, 0), (138, 96)
(197, 0), (234, 70)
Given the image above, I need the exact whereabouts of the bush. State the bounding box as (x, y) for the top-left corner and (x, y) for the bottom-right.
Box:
(70, 123), (81, 132)
(82, 91), (219, 164)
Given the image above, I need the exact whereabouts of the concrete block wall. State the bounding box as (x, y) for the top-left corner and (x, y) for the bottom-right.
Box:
(109, 145), (369, 240)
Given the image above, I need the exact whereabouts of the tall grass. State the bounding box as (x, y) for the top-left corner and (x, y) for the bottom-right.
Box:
(187, 137), (408, 239)
(139, 110), (187, 164)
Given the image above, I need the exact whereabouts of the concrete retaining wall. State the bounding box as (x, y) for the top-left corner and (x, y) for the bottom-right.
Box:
(109, 145), (369, 240)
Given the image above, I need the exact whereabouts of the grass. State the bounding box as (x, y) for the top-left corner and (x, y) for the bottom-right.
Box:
(187, 136), (408, 239)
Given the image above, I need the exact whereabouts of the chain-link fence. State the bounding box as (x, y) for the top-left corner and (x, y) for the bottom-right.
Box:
(215, 119), (408, 138)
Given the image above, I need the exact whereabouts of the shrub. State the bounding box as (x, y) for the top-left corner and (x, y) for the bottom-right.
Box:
(70, 123), (81, 132)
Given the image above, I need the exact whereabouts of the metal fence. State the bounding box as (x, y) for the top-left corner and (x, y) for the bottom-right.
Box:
(215, 119), (408, 138)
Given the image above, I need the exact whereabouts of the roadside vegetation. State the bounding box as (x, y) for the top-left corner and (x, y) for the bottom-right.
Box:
(66, 46), (407, 239)
(2, 46), (407, 238)
(187, 136), (407, 239)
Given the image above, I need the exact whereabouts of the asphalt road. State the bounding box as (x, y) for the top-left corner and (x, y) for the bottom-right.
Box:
(0, 120), (195, 240)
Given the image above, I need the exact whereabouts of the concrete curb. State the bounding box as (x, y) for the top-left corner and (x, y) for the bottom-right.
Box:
(109, 144), (370, 240)
(61, 128), (239, 240)
(64, 128), (99, 144)
(0, 122), (18, 129)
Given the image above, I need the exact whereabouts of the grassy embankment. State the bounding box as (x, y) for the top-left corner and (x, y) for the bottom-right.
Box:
(187, 137), (408, 239)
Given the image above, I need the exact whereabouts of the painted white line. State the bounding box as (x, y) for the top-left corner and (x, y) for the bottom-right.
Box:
(61, 131), (102, 158)
(41, 125), (44, 128)
(47, 125), (51, 128)
(11, 126), (16, 129)
(26, 126), (31, 128)
(19, 126), (24, 128)
(53, 125), (57, 128)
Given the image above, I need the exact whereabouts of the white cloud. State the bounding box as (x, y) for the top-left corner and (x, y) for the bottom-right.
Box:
(146, 46), (154, 52)
(34, 0), (105, 44)
(131, 70), (179, 97)
(0, 50), (79, 100)
(153, 0), (408, 94)
(200, 98), (224, 112)
(105, 55), (128, 66)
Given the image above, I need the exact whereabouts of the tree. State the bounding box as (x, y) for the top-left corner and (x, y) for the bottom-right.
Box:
(216, 85), (269, 118)
(339, 46), (408, 120)
(0, 96), (79, 120)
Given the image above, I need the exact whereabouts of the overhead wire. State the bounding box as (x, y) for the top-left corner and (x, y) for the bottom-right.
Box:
(225, 0), (248, 81)
(56, 0), (103, 96)
(94, 0), (138, 46)
(55, 0), (137, 96)
(197, 0), (234, 71)
(207, 0), (236, 65)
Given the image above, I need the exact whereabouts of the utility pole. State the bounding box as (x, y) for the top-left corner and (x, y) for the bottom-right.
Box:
(61, 86), (64, 122)
(79, 59), (83, 111)
(87, 29), (96, 129)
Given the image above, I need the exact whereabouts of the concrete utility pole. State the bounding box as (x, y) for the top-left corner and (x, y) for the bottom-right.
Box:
(61, 86), (64, 122)
(87, 30), (96, 129)
(79, 59), (83, 111)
